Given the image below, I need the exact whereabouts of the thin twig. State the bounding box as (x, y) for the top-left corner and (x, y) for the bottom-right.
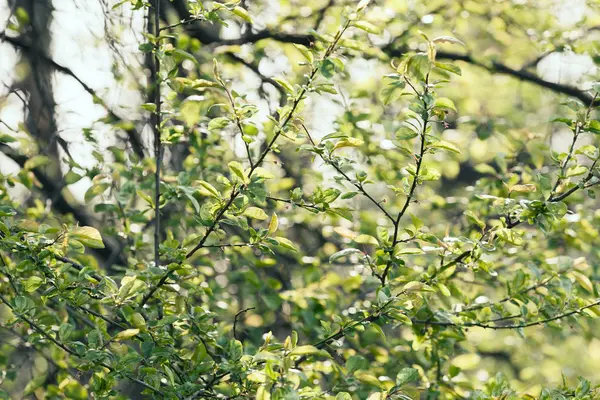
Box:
(548, 93), (598, 200)
(302, 125), (395, 223)
(222, 81), (254, 168)
(150, 0), (163, 271)
(413, 298), (600, 330)
(233, 307), (255, 341)
(266, 196), (322, 212)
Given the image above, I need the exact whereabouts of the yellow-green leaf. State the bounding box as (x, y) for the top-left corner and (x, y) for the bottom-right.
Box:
(434, 97), (456, 112)
(431, 140), (461, 154)
(354, 21), (381, 34)
(274, 236), (298, 251)
(354, 234), (378, 246)
(196, 180), (220, 198)
(233, 6), (252, 23)
(114, 328), (139, 341)
(510, 184), (537, 193)
(333, 137), (364, 151)
(71, 226), (105, 249)
(393, 246), (424, 257)
(244, 207), (268, 220)
(268, 213), (279, 234)
(289, 345), (320, 356)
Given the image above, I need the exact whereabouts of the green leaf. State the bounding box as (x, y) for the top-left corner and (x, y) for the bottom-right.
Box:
(0, 133), (16, 143)
(268, 213), (279, 234)
(59, 323), (74, 341)
(114, 328), (139, 341)
(566, 165), (587, 177)
(432, 36), (466, 46)
(253, 167), (275, 179)
(355, 372), (384, 388)
(464, 210), (485, 229)
(393, 246), (424, 257)
(395, 126), (418, 140)
(209, 117), (231, 130)
(434, 61), (461, 76)
(354, 234), (378, 246)
(396, 367), (419, 386)
(402, 281), (435, 292)
(274, 236), (298, 251)
(228, 161), (247, 182)
(509, 184), (536, 193)
(232, 6), (252, 23)
(430, 140), (461, 154)
(71, 226), (105, 249)
(196, 180), (220, 198)
(24, 155), (50, 170)
(571, 271), (594, 293)
(320, 58), (336, 78)
(137, 190), (155, 208)
(434, 97), (457, 112)
(172, 49), (198, 64)
(330, 248), (363, 263)
(333, 137), (364, 151)
(273, 77), (294, 93)
(586, 120), (600, 134)
(244, 206), (268, 220)
(354, 21), (381, 34)
(84, 183), (110, 203)
(141, 103), (157, 112)
(289, 345), (320, 356)
(294, 44), (314, 64)
(356, 0), (371, 11)
(64, 171), (83, 185)
(23, 276), (43, 293)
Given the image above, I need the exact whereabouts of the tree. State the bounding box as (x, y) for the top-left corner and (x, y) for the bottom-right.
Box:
(1, 0), (600, 399)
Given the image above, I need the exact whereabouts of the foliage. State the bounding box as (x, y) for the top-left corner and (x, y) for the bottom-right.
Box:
(1, 0), (600, 399)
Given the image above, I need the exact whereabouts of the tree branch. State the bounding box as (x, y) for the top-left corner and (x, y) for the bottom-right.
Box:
(149, 1), (163, 270)
(413, 298), (600, 330)
(0, 31), (146, 158)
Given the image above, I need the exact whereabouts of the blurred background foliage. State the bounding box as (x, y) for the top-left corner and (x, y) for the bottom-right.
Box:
(1, 0), (600, 399)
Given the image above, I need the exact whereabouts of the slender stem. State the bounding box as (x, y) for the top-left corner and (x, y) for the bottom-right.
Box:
(456, 275), (555, 313)
(548, 92), (598, 200)
(159, 17), (201, 32)
(233, 307), (255, 341)
(223, 84), (254, 167)
(391, 81), (429, 246)
(151, 0), (162, 270)
(302, 125), (395, 223)
(382, 83), (430, 285)
(203, 242), (256, 248)
(549, 157), (599, 202)
(54, 254), (103, 281)
(267, 195), (322, 213)
(413, 298), (600, 330)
